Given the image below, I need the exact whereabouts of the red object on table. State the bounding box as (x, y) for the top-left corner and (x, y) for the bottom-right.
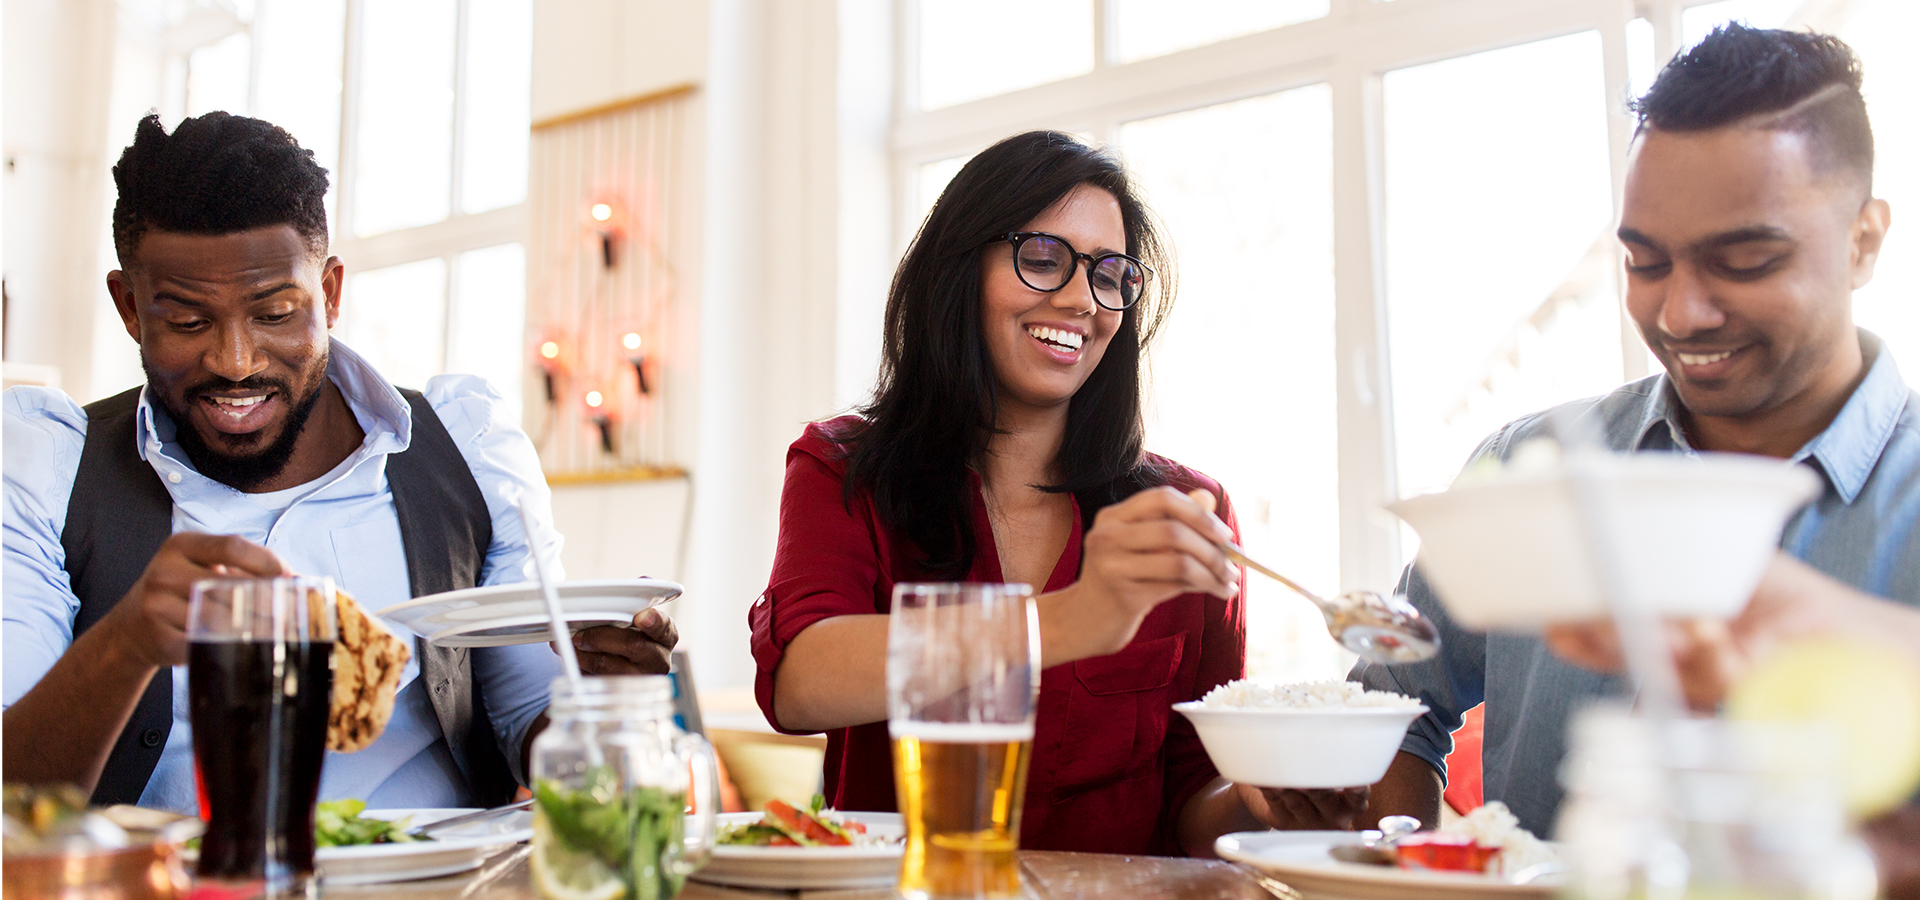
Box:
(1395, 832), (1502, 873)
(1444, 703), (1485, 815)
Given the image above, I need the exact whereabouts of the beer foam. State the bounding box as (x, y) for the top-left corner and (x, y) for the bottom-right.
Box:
(888, 721), (1035, 742)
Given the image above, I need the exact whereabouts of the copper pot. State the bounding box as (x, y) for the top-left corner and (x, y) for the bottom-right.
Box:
(2, 840), (189, 900)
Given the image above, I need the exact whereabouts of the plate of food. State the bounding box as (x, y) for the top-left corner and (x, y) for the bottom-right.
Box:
(692, 798), (904, 890)
(1215, 803), (1563, 900)
(377, 579), (683, 648)
(181, 801), (533, 886)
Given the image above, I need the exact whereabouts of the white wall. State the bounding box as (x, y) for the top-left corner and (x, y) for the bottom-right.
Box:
(533, 0), (891, 692)
(2, 0), (129, 402)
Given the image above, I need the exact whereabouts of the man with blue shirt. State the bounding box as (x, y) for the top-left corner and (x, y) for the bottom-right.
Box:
(1, 111), (675, 811)
(1255, 24), (1910, 835)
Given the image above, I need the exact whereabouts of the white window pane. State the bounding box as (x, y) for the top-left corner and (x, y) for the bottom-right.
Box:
(186, 32), (251, 118)
(1122, 84), (1341, 682)
(252, 0), (345, 225)
(1116, 0), (1326, 63)
(1384, 33), (1620, 511)
(1627, 17), (1657, 104)
(913, 155), (968, 241)
(1842, 1), (1920, 365)
(460, 0), (532, 213)
(352, 0), (456, 236)
(917, 0), (1093, 110)
(1682, 0), (1802, 45)
(340, 259), (447, 389)
(449, 244), (526, 418)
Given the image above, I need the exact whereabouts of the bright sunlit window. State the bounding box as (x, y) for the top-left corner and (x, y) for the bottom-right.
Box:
(1121, 84), (1342, 682)
(1382, 31), (1621, 507)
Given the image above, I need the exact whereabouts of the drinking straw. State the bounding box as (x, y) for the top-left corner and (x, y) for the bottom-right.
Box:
(516, 500), (586, 691)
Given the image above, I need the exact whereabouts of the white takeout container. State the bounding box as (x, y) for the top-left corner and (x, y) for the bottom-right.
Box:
(1173, 702), (1429, 788)
(1388, 451), (1820, 631)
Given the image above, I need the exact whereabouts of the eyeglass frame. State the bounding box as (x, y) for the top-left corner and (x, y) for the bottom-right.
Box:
(990, 231), (1153, 312)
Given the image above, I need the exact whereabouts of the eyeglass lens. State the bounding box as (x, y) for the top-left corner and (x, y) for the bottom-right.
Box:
(1013, 235), (1144, 310)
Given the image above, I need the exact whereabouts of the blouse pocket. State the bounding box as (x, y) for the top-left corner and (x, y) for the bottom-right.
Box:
(1055, 634), (1185, 794)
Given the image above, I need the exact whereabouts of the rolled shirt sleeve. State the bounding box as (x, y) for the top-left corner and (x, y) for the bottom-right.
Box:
(1348, 562), (1485, 782)
(3, 388), (89, 708)
(750, 429), (889, 735)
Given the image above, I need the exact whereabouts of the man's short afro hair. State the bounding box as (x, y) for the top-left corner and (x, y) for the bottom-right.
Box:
(1632, 23), (1873, 192)
(111, 111), (331, 265)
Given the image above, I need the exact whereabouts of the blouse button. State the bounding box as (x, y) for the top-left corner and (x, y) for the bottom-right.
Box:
(167, 472), (182, 484)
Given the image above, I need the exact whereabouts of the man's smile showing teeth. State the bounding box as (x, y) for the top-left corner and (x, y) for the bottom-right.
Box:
(208, 394), (269, 420)
(1027, 325), (1084, 352)
(1675, 350), (1735, 366)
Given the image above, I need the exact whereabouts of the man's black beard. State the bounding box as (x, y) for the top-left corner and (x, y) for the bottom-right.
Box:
(145, 362), (328, 492)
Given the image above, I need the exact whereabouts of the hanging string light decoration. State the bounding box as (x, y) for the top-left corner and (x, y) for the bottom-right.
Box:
(526, 84), (692, 477)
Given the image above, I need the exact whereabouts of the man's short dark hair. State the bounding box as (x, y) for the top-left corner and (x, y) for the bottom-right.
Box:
(111, 111), (330, 266)
(1632, 23), (1873, 194)
(1628, 22), (1866, 192)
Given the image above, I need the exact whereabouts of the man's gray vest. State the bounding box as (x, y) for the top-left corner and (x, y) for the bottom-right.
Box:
(62, 386), (521, 807)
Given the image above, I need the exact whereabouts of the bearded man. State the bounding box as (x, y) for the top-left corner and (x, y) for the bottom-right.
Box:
(2, 112), (675, 810)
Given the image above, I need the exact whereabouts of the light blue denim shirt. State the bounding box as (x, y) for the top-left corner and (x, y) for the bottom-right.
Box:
(2, 339), (565, 813)
(1353, 330), (1920, 834)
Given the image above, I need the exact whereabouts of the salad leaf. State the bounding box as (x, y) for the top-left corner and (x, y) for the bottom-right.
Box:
(313, 799), (424, 847)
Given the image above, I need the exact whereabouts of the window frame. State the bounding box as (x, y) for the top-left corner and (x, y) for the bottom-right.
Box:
(330, 0), (527, 381)
(890, 0), (1851, 592)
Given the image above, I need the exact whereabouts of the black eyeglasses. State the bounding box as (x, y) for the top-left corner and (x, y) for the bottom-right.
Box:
(992, 232), (1151, 311)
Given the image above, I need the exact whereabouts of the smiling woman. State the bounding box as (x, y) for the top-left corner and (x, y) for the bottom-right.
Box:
(746, 130), (1328, 860)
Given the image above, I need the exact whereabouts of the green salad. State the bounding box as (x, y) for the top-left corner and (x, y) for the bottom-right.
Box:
(314, 799), (429, 847)
(532, 769), (688, 900)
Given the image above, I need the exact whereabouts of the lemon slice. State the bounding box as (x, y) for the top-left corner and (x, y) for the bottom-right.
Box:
(1726, 636), (1920, 817)
(531, 810), (627, 900)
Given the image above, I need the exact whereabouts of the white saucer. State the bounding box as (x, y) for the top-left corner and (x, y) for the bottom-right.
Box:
(377, 579), (683, 648)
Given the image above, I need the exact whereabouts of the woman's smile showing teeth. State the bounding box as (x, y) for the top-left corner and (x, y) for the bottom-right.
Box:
(1027, 324), (1084, 353)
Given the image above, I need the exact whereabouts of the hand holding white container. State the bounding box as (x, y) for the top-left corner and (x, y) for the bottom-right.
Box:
(1388, 451), (1820, 631)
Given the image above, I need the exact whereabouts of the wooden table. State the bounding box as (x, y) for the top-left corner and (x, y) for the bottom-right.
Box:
(328, 846), (1297, 899)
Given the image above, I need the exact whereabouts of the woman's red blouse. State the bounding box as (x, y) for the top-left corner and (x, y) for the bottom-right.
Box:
(749, 418), (1248, 856)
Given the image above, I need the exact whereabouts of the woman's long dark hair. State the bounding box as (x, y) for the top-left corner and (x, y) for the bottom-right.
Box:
(835, 130), (1176, 577)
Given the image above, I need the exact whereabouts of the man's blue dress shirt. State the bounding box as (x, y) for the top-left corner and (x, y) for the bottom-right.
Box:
(2, 339), (565, 812)
(1353, 331), (1920, 834)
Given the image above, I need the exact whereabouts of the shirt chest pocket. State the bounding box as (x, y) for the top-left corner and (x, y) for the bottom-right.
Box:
(1055, 634), (1185, 792)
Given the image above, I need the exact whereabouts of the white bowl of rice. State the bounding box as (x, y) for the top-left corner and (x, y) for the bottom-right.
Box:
(1174, 681), (1427, 789)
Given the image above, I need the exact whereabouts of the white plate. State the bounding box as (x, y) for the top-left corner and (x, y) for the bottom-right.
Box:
(183, 808), (532, 887)
(1214, 831), (1561, 900)
(378, 579), (683, 647)
(692, 811), (904, 890)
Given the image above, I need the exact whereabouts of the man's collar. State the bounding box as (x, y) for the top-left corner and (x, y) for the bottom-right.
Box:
(1628, 329), (1906, 504)
(1793, 330), (1906, 504)
(136, 337), (414, 465)
(1630, 376), (1693, 452)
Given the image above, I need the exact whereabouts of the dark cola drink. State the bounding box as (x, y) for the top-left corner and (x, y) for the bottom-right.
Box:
(189, 639), (333, 884)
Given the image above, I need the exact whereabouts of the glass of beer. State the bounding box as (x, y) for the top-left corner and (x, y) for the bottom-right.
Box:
(887, 583), (1040, 900)
(187, 576), (337, 898)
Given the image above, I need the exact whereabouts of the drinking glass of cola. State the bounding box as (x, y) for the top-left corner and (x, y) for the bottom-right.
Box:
(187, 576), (337, 898)
(887, 583), (1041, 900)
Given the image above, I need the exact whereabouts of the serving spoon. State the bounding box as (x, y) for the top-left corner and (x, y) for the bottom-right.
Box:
(1217, 541), (1439, 665)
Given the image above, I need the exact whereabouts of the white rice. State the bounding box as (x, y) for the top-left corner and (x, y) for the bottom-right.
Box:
(1197, 679), (1422, 710)
(1441, 802), (1556, 875)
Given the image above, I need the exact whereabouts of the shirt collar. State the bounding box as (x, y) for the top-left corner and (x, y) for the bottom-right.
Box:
(1794, 330), (1907, 504)
(135, 337), (413, 465)
(1626, 329), (1907, 504)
